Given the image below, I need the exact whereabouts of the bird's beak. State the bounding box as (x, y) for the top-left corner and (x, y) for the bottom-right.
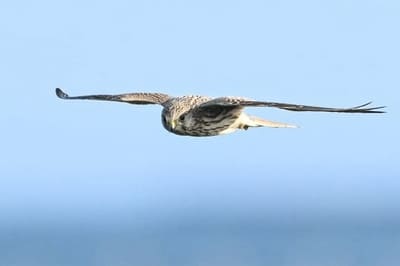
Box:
(170, 120), (176, 130)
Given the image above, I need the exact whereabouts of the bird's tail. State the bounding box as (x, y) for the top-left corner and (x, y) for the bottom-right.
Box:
(248, 115), (298, 128)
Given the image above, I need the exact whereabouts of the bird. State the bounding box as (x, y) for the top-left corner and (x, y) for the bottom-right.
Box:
(55, 88), (385, 137)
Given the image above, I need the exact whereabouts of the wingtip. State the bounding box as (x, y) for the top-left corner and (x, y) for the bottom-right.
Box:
(366, 104), (387, 113)
(354, 102), (386, 113)
(55, 88), (68, 99)
(355, 101), (373, 108)
(374, 107), (387, 113)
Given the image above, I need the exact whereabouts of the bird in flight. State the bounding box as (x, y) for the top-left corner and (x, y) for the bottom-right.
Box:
(55, 88), (385, 137)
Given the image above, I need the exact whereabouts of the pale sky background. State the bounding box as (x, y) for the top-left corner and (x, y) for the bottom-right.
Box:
(0, 0), (399, 227)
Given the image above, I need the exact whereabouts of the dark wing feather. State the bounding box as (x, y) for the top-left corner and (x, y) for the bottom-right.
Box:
(55, 88), (171, 106)
(193, 105), (240, 118)
(198, 97), (386, 114)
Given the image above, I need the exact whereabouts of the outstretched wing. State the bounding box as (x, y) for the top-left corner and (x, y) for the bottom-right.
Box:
(55, 88), (172, 106)
(197, 97), (386, 113)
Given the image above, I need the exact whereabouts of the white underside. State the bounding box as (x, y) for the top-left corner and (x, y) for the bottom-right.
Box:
(219, 127), (239, 135)
(219, 113), (297, 135)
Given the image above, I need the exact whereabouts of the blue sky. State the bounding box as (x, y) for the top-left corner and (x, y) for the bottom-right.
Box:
(0, 0), (399, 226)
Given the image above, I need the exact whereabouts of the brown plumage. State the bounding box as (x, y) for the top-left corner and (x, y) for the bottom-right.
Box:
(55, 88), (385, 137)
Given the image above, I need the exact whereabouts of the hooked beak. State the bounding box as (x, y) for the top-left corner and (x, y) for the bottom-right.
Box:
(170, 120), (177, 130)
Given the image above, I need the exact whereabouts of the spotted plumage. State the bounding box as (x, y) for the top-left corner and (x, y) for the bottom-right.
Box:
(55, 88), (385, 137)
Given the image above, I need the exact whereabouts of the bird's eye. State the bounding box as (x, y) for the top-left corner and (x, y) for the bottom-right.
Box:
(178, 114), (185, 121)
(162, 115), (167, 124)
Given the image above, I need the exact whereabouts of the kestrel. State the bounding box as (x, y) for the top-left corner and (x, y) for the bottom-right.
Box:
(55, 88), (385, 137)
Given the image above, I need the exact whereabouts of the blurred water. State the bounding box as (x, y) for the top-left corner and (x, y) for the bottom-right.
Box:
(1, 217), (399, 266)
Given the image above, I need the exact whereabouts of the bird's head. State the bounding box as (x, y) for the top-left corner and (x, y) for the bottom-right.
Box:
(161, 101), (191, 135)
